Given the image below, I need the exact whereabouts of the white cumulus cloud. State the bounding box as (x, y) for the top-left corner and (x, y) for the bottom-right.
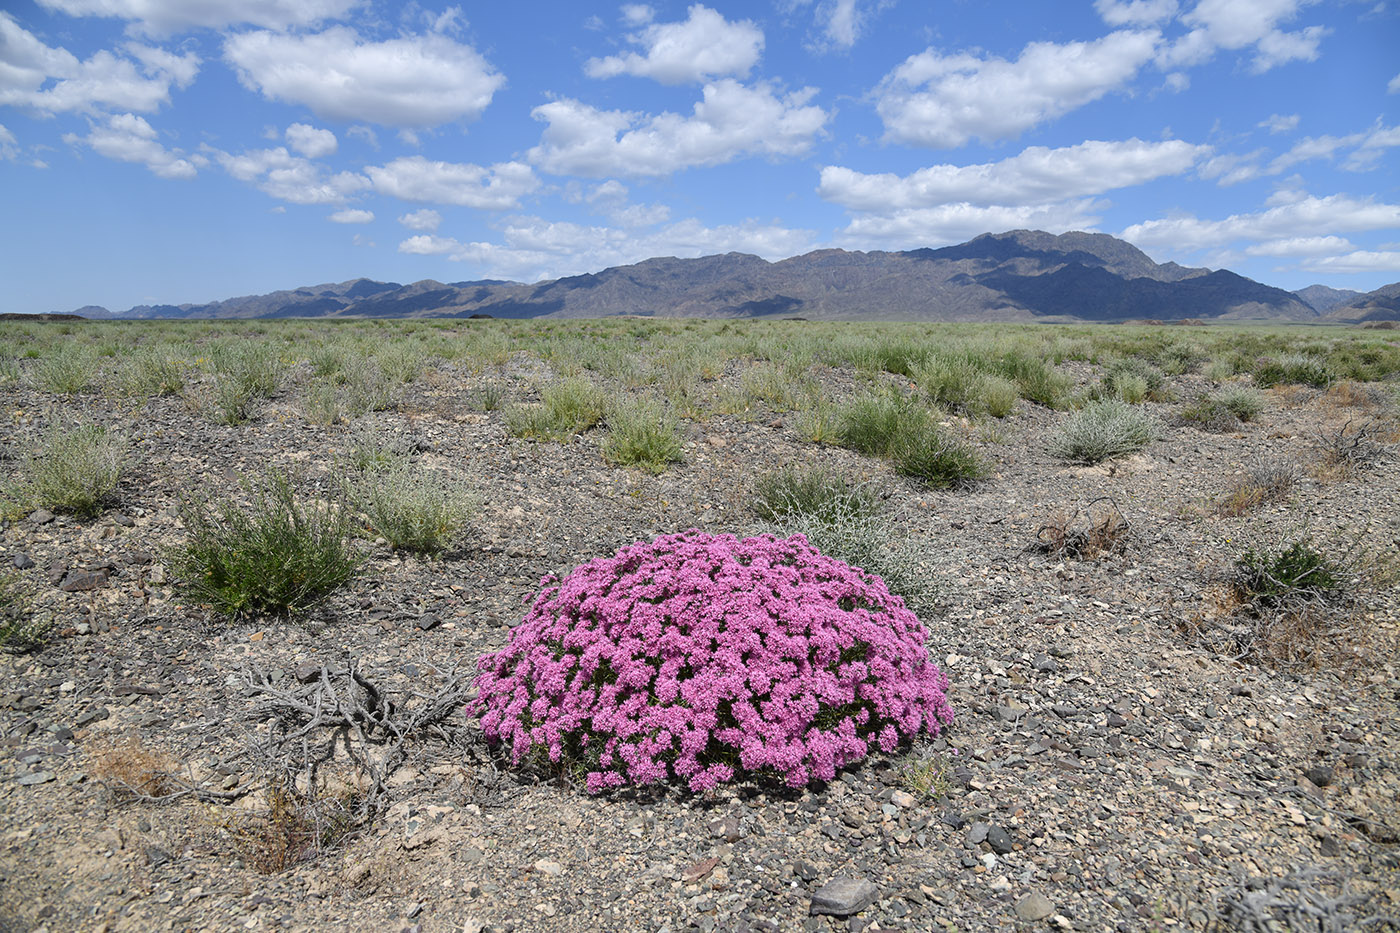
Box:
(366, 156), (538, 210)
(875, 30), (1160, 147)
(285, 123), (336, 158)
(528, 79), (828, 178)
(329, 209), (373, 224)
(1302, 250), (1400, 274)
(1243, 235), (1353, 257)
(398, 208), (442, 231)
(64, 111), (199, 178)
(1122, 193), (1400, 254)
(35, 0), (361, 34)
(585, 4), (763, 84)
(0, 13), (198, 115)
(820, 138), (1208, 211)
(1094, 0), (1179, 25)
(840, 200), (1109, 250)
(1158, 0), (1328, 73)
(224, 27), (504, 128)
(208, 144), (369, 204)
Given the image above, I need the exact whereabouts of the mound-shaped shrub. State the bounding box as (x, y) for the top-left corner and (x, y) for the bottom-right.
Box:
(471, 530), (953, 793)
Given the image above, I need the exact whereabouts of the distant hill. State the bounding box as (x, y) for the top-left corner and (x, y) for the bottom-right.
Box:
(1293, 284), (1363, 314)
(75, 230), (1326, 323)
(1322, 281), (1400, 323)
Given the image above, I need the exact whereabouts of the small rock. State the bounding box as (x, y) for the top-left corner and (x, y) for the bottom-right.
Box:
(682, 857), (719, 884)
(1304, 766), (1334, 788)
(532, 859), (564, 878)
(987, 825), (1015, 855)
(59, 570), (108, 593)
(708, 815), (742, 842)
(810, 878), (877, 917)
(75, 707), (110, 727)
(13, 552), (34, 570)
(415, 614), (441, 632)
(29, 509), (55, 525)
(1032, 653), (1059, 673)
(146, 846), (173, 867)
(295, 664), (323, 684)
(17, 771), (55, 786)
(891, 790), (917, 809)
(1015, 892), (1055, 922)
(966, 822), (990, 846)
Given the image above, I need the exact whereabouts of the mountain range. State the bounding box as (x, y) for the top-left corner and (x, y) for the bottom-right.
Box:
(71, 230), (1400, 324)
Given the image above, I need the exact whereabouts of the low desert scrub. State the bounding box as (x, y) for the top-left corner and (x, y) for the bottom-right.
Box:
(1234, 538), (1343, 610)
(0, 572), (51, 654)
(472, 531), (953, 793)
(1179, 395), (1241, 433)
(339, 424), (411, 473)
(1099, 358), (1169, 403)
(88, 734), (182, 799)
(1213, 866), (1395, 933)
(172, 471), (361, 618)
(340, 354), (396, 415)
(346, 465), (475, 554)
(475, 380), (506, 411)
(30, 345), (94, 395)
(114, 346), (185, 398)
(16, 421), (127, 518)
(1034, 497), (1132, 559)
(1254, 352), (1332, 388)
(835, 390), (988, 488)
(1048, 399), (1155, 464)
(601, 397), (684, 473)
(1215, 460), (1299, 516)
(1313, 419), (1394, 476)
(506, 377), (605, 441)
(895, 742), (954, 802)
(302, 380), (343, 425)
(752, 468), (937, 616)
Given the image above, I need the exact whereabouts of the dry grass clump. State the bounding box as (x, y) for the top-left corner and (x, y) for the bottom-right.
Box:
(1312, 419), (1394, 478)
(1215, 460), (1299, 517)
(1034, 497), (1132, 559)
(88, 735), (183, 799)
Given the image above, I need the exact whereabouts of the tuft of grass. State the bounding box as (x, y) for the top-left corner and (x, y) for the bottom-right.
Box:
(752, 466), (938, 616)
(31, 345), (95, 395)
(752, 467), (881, 525)
(115, 346), (185, 398)
(601, 397), (684, 473)
(1255, 353), (1332, 388)
(506, 378), (606, 442)
(1048, 399), (1155, 464)
(172, 470), (361, 618)
(302, 380), (343, 426)
(891, 427), (990, 489)
(0, 572), (51, 654)
(87, 735), (181, 799)
(346, 465), (475, 554)
(1215, 460), (1298, 517)
(835, 390), (987, 488)
(19, 421), (127, 518)
(1100, 358), (1169, 404)
(476, 380), (506, 411)
(896, 743), (954, 802)
(339, 425), (410, 473)
(1217, 385), (1265, 422)
(1179, 395), (1240, 433)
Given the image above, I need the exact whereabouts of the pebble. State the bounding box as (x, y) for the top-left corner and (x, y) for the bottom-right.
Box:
(809, 878), (877, 917)
(1015, 892), (1055, 922)
(17, 771), (55, 786)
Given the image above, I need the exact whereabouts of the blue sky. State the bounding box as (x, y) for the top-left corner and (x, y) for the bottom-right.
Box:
(1, 0), (1397, 315)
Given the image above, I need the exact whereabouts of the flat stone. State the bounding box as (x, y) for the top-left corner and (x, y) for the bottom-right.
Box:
(75, 707), (110, 727)
(682, 857), (719, 884)
(810, 878), (877, 917)
(532, 859), (564, 878)
(1032, 653), (1059, 673)
(415, 613), (441, 631)
(12, 552), (34, 570)
(17, 771), (55, 786)
(59, 570), (108, 593)
(987, 825), (1015, 855)
(1015, 892), (1055, 921)
(29, 510), (55, 525)
(966, 821), (990, 846)
(1304, 766), (1334, 787)
(891, 790), (917, 809)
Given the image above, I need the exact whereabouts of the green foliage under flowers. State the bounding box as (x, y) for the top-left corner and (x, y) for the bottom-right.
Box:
(1234, 539), (1342, 610)
(19, 421), (127, 518)
(346, 465), (475, 554)
(173, 471), (360, 618)
(600, 397), (684, 473)
(0, 572), (51, 654)
(1048, 399), (1155, 464)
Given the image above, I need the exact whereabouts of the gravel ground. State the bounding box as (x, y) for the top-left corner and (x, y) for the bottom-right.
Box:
(1, 342), (1398, 933)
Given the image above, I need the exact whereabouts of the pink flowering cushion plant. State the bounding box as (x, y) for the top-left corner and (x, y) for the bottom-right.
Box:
(470, 530), (953, 793)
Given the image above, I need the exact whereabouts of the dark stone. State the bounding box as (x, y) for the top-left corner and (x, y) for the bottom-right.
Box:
(1304, 766), (1335, 787)
(295, 664), (323, 684)
(415, 613), (441, 631)
(75, 707), (110, 727)
(146, 845), (173, 867)
(59, 569), (108, 592)
(12, 552), (34, 570)
(987, 825), (1015, 855)
(966, 822), (990, 846)
(1032, 653), (1059, 673)
(810, 878), (877, 917)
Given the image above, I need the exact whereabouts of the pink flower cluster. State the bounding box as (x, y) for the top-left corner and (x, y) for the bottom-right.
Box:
(471, 530), (953, 793)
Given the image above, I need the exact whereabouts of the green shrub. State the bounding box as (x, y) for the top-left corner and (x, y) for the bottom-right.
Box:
(346, 466), (474, 554)
(1049, 399), (1155, 464)
(601, 398), (684, 473)
(506, 378), (605, 441)
(31, 346), (94, 395)
(1255, 353), (1332, 388)
(835, 390), (987, 487)
(1234, 539), (1341, 610)
(835, 389), (917, 457)
(1218, 385), (1265, 422)
(20, 421), (127, 518)
(892, 426), (989, 489)
(172, 471), (360, 618)
(302, 380), (343, 425)
(0, 572), (50, 654)
(1179, 395), (1239, 433)
(339, 425), (410, 473)
(340, 355), (395, 415)
(476, 381), (506, 411)
(115, 346), (184, 398)
(1100, 358), (1167, 403)
(752, 467), (881, 525)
